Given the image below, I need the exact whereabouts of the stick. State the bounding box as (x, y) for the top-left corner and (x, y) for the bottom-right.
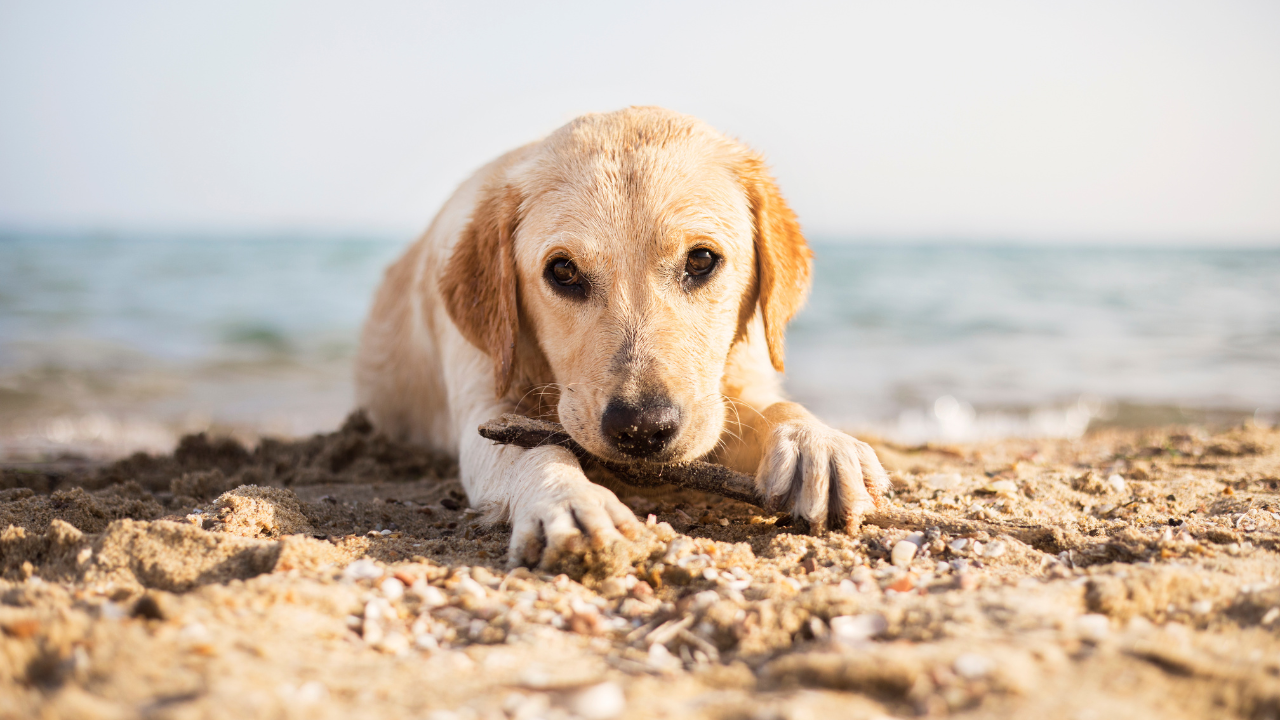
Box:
(477, 414), (762, 507)
(477, 414), (1052, 543)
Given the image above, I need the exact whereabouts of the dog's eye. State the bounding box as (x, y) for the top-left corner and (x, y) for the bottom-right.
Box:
(546, 258), (583, 291)
(685, 249), (717, 277)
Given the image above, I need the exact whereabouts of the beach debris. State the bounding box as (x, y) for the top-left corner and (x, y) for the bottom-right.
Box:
(343, 559), (383, 582)
(953, 653), (994, 680)
(891, 540), (918, 568)
(982, 540), (1007, 559)
(829, 613), (888, 646)
(564, 681), (626, 719)
(926, 472), (963, 490)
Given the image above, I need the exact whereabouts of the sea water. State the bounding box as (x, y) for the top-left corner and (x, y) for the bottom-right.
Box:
(1, 232), (1277, 455)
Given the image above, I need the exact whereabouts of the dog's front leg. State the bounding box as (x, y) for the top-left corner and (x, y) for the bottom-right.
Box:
(457, 423), (643, 568)
(733, 401), (890, 534)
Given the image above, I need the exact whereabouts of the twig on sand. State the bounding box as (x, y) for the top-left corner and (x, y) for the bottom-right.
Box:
(477, 414), (761, 507)
(478, 414), (1050, 543)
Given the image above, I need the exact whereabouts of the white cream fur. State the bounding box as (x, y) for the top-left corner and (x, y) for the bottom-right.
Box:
(356, 107), (888, 566)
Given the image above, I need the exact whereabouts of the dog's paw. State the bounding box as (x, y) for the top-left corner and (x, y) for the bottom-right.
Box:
(507, 474), (643, 571)
(756, 420), (889, 534)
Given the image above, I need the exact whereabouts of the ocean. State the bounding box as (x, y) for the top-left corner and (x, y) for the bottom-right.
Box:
(1, 232), (1277, 458)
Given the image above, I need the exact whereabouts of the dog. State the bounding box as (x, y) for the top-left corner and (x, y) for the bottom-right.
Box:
(356, 107), (888, 567)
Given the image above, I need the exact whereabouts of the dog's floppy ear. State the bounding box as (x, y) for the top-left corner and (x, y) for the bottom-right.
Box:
(738, 156), (813, 372)
(441, 178), (522, 397)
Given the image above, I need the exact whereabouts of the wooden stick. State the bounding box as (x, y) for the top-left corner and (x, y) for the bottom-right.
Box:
(477, 414), (1052, 543)
(477, 414), (763, 507)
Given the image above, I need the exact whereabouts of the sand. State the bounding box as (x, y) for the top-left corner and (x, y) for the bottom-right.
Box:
(2, 414), (1279, 719)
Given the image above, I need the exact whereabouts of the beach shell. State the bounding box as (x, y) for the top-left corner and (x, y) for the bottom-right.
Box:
(891, 540), (918, 568)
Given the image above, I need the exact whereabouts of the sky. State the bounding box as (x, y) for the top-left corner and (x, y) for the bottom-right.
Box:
(1, 1), (1278, 243)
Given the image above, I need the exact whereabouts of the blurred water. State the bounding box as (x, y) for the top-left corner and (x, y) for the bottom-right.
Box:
(787, 244), (1280, 440)
(1, 232), (1277, 456)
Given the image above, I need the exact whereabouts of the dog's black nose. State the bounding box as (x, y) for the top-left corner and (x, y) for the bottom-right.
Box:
(601, 400), (680, 458)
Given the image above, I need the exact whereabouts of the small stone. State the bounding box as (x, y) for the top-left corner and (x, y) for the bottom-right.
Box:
(343, 559), (382, 582)
(986, 480), (1018, 497)
(1260, 607), (1280, 625)
(294, 681), (328, 705)
(362, 618), (384, 645)
(415, 585), (448, 608)
(565, 682), (625, 719)
(891, 540), (918, 568)
(691, 590), (720, 611)
(380, 577), (405, 601)
(926, 472), (962, 490)
(954, 653), (993, 679)
(885, 573), (917, 593)
(829, 613), (887, 645)
(647, 643), (682, 674)
(1189, 600), (1213, 616)
(599, 577), (627, 599)
(982, 540), (1007, 559)
(377, 631), (409, 655)
(1106, 474), (1127, 494)
(471, 566), (499, 586)
(1076, 613), (1110, 642)
(948, 538), (969, 554)
(935, 561), (951, 575)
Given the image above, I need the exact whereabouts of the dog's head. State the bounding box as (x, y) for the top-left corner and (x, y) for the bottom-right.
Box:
(441, 107), (811, 463)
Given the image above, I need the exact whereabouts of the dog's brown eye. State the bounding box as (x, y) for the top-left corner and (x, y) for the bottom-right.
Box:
(548, 258), (582, 288)
(685, 249), (717, 277)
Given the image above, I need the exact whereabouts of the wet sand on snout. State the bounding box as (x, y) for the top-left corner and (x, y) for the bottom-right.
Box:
(2, 414), (1279, 719)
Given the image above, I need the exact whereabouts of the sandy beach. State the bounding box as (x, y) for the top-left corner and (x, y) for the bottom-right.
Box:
(2, 415), (1278, 719)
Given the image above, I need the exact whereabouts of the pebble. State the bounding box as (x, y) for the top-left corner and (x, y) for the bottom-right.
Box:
(953, 653), (993, 679)
(891, 540), (918, 568)
(565, 682), (625, 719)
(985, 480), (1018, 497)
(343, 559), (383, 582)
(599, 577), (628, 599)
(471, 566), (499, 586)
(416, 585), (448, 608)
(948, 538), (970, 554)
(378, 631), (410, 655)
(503, 692), (550, 720)
(926, 472), (962, 490)
(1260, 607), (1280, 625)
(380, 577), (405, 601)
(829, 613), (888, 645)
(1106, 474), (1128, 494)
(1076, 613), (1110, 642)
(982, 540), (1007, 559)
(885, 573), (917, 593)
(647, 643), (681, 672)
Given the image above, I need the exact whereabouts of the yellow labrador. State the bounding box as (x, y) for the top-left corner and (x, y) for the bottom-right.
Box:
(356, 107), (888, 567)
